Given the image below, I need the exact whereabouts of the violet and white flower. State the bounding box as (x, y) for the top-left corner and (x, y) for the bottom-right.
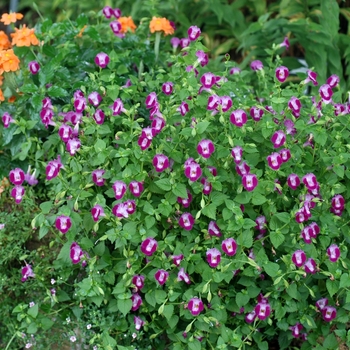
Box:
(188, 297), (204, 316)
(172, 254), (184, 266)
(140, 237), (158, 256)
(131, 293), (142, 311)
(290, 323), (303, 338)
(178, 101), (189, 116)
(129, 181), (143, 197)
(206, 248), (221, 268)
(327, 74), (340, 89)
(319, 84), (333, 104)
(91, 204), (105, 222)
(236, 162), (250, 176)
(92, 169), (105, 187)
(267, 152), (282, 170)
(201, 177), (212, 195)
(112, 203), (129, 218)
(250, 60), (263, 71)
(151, 117), (166, 133)
(231, 146), (243, 164)
(177, 191), (193, 208)
(170, 37), (181, 50)
(46, 155), (63, 181)
(55, 215), (72, 234)
(303, 70), (318, 86)
(271, 130), (286, 148)
(70, 242), (83, 264)
(327, 244), (340, 262)
(9, 168), (25, 185)
(221, 238), (237, 256)
(179, 212), (195, 231)
(195, 50), (208, 67)
(250, 107), (264, 121)
(58, 124), (73, 143)
(110, 20), (122, 34)
(153, 154), (169, 172)
(208, 221), (221, 237)
(134, 316), (145, 331)
(255, 216), (266, 233)
(288, 96), (301, 117)
(279, 148), (291, 163)
(302, 173), (318, 190)
(186, 65), (199, 77)
(2, 112), (15, 128)
(95, 52), (110, 68)
(200, 72), (216, 89)
(162, 82), (174, 95)
(155, 269), (169, 285)
(316, 298), (328, 311)
(112, 180), (127, 200)
(322, 305), (337, 322)
(21, 264), (35, 282)
(331, 194), (345, 210)
(188, 25), (201, 41)
(102, 6), (113, 18)
(292, 250), (307, 267)
(28, 61), (40, 74)
(197, 139), (215, 158)
(66, 138), (81, 156)
(88, 91), (102, 107)
(242, 174), (258, 191)
(125, 199), (136, 215)
(254, 301), (271, 320)
(132, 275), (145, 290)
(230, 109), (247, 127)
(138, 136), (152, 150)
(180, 37), (190, 48)
(219, 95), (232, 112)
(275, 66), (289, 83)
(145, 92), (158, 109)
(177, 267), (191, 284)
(207, 94), (220, 110)
(304, 258), (317, 274)
(287, 173), (300, 190)
(111, 98), (127, 115)
(40, 108), (54, 129)
(184, 160), (202, 181)
(279, 36), (290, 49)
(245, 310), (257, 323)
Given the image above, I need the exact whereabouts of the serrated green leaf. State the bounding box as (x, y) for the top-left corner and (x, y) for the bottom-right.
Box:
(27, 304), (39, 319)
(172, 183), (187, 198)
(202, 204), (217, 220)
(270, 231), (285, 248)
(155, 178), (172, 191)
(326, 279), (339, 297)
(117, 299), (132, 316)
(264, 262), (280, 277)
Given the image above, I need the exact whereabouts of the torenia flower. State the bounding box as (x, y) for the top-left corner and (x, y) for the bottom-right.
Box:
(179, 212), (195, 231)
(145, 92), (158, 109)
(303, 70), (318, 86)
(267, 152), (282, 170)
(112, 203), (129, 218)
(46, 156), (63, 181)
(177, 267), (191, 284)
(11, 185), (25, 204)
(207, 94), (220, 110)
(66, 138), (81, 156)
(275, 66), (289, 83)
(220, 96), (232, 112)
(250, 60), (263, 71)
(200, 72), (216, 89)
(195, 50), (208, 67)
(149, 17), (174, 35)
(70, 242), (83, 264)
(221, 238), (237, 256)
(319, 84), (333, 104)
(236, 162), (250, 176)
(162, 82), (174, 95)
(255, 300), (271, 320)
(21, 264), (35, 282)
(322, 306), (337, 322)
(331, 194), (345, 210)
(316, 298), (328, 311)
(201, 177), (212, 195)
(177, 190), (193, 208)
(28, 61), (40, 74)
(129, 181), (144, 197)
(302, 173), (318, 190)
(119, 17), (137, 33)
(292, 250), (307, 267)
(231, 146), (243, 164)
(92, 169), (105, 186)
(279, 36), (289, 49)
(9, 168), (25, 185)
(208, 221), (221, 237)
(132, 275), (145, 290)
(25, 167), (38, 186)
(188, 297), (204, 316)
(88, 92), (102, 107)
(102, 6), (114, 19)
(155, 269), (169, 285)
(153, 154), (169, 172)
(327, 74), (340, 89)
(112, 181), (127, 200)
(288, 96), (301, 117)
(188, 26), (201, 41)
(110, 20), (122, 34)
(279, 148), (291, 163)
(197, 139), (215, 158)
(172, 254), (184, 266)
(242, 174), (258, 191)
(55, 215), (72, 234)
(111, 98), (127, 115)
(58, 124), (73, 143)
(91, 205), (105, 222)
(250, 107), (264, 121)
(184, 160), (202, 181)
(327, 244), (340, 262)
(230, 67), (241, 75)
(230, 109), (247, 127)
(170, 37), (181, 50)
(2, 112), (15, 128)
(304, 258), (317, 274)
(134, 316), (145, 331)
(178, 101), (189, 116)
(290, 323), (303, 338)
(140, 237), (158, 256)
(94, 52), (110, 68)
(131, 293), (143, 311)
(271, 130), (286, 148)
(245, 310), (257, 323)
(206, 248), (221, 268)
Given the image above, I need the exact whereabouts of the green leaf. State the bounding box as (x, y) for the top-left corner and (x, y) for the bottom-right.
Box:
(117, 299), (132, 316)
(252, 193), (267, 205)
(340, 273), (350, 289)
(270, 231), (285, 248)
(41, 317), (54, 331)
(155, 178), (172, 191)
(326, 279), (339, 297)
(234, 191), (252, 204)
(40, 201), (52, 214)
(323, 333), (338, 349)
(145, 292), (156, 307)
(94, 139), (107, 153)
(27, 304), (39, 318)
(222, 208), (233, 221)
(27, 323), (38, 334)
(172, 183), (187, 198)
(202, 204), (217, 220)
(167, 315), (179, 329)
(237, 230), (253, 248)
(163, 304), (174, 320)
(47, 86), (68, 97)
(104, 271), (115, 285)
(264, 262), (280, 277)
(286, 283), (299, 300)
(196, 121), (210, 134)
(236, 292), (250, 308)
(20, 84), (38, 93)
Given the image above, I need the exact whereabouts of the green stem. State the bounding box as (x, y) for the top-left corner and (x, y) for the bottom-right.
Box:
(5, 332), (17, 350)
(154, 31), (161, 62)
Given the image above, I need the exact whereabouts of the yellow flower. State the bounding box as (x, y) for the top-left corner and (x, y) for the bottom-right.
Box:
(0, 13), (23, 25)
(149, 17), (174, 36)
(119, 17), (137, 33)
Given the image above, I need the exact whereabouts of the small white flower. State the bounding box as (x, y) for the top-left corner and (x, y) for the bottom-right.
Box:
(132, 333), (137, 339)
(66, 317), (71, 324)
(87, 324), (92, 329)
(25, 343), (32, 349)
(0, 224), (5, 229)
(51, 278), (56, 285)
(29, 302), (35, 308)
(70, 336), (76, 342)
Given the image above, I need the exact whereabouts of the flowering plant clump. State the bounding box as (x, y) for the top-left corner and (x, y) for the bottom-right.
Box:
(1, 3), (350, 350)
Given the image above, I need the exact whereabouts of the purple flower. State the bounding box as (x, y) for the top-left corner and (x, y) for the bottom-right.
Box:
(206, 248), (221, 268)
(112, 181), (127, 200)
(2, 112), (15, 128)
(288, 96), (301, 117)
(91, 204), (105, 222)
(271, 130), (286, 148)
(66, 138), (81, 156)
(221, 238), (237, 256)
(177, 190), (193, 208)
(284, 119), (296, 135)
(145, 92), (158, 109)
(153, 154), (169, 172)
(129, 181), (144, 197)
(180, 37), (190, 48)
(303, 70), (318, 86)
(70, 242), (83, 264)
(131, 293), (142, 311)
(138, 136), (152, 150)
(331, 194), (345, 210)
(327, 74), (340, 88)
(24, 167), (38, 186)
(11, 185), (25, 204)
(140, 237), (158, 256)
(200, 72), (216, 88)
(55, 215), (72, 234)
(28, 61), (40, 74)
(188, 25), (201, 41)
(207, 94), (220, 110)
(301, 226), (314, 244)
(112, 203), (129, 218)
(151, 117), (166, 133)
(201, 177), (212, 195)
(112, 8), (121, 19)
(292, 250), (307, 267)
(195, 50), (208, 67)
(88, 92), (102, 107)
(134, 316), (145, 331)
(267, 152), (282, 170)
(248, 107), (263, 122)
(327, 244), (340, 262)
(197, 139), (215, 158)
(255, 216), (266, 233)
(95, 52), (110, 68)
(132, 275), (145, 290)
(102, 6), (113, 18)
(170, 37), (181, 50)
(110, 20), (122, 34)
(279, 36), (290, 49)
(179, 212), (195, 231)
(9, 168), (25, 185)
(92, 169), (105, 187)
(73, 97), (86, 113)
(255, 301), (271, 320)
(208, 221), (221, 237)
(279, 148), (291, 163)
(230, 109), (247, 127)
(245, 310), (257, 323)
(125, 199), (136, 215)
(231, 146), (243, 164)
(111, 98), (127, 115)
(172, 254), (184, 266)
(275, 66), (289, 83)
(177, 267), (191, 284)
(302, 173), (318, 190)
(178, 101), (189, 116)
(162, 82), (174, 95)
(219, 96), (232, 112)
(319, 84), (333, 104)
(290, 323), (303, 338)
(21, 264), (35, 282)
(242, 174), (258, 191)
(188, 297), (204, 316)
(58, 124), (73, 143)
(229, 67), (241, 75)
(316, 298), (328, 311)
(186, 65), (199, 77)
(184, 160), (202, 181)
(250, 60), (263, 71)
(322, 306), (337, 322)
(304, 258), (317, 274)
(46, 156), (63, 181)
(155, 269), (169, 285)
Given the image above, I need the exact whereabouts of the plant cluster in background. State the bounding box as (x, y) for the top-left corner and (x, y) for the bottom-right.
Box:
(1, 1), (350, 349)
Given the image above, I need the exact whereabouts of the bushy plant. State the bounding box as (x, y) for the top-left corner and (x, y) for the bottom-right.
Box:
(1, 3), (350, 350)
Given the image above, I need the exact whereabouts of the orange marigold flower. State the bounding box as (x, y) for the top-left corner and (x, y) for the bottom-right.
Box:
(0, 88), (4, 102)
(0, 13), (23, 25)
(119, 17), (137, 33)
(0, 31), (11, 50)
(0, 49), (20, 73)
(149, 17), (174, 36)
(10, 24), (39, 47)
